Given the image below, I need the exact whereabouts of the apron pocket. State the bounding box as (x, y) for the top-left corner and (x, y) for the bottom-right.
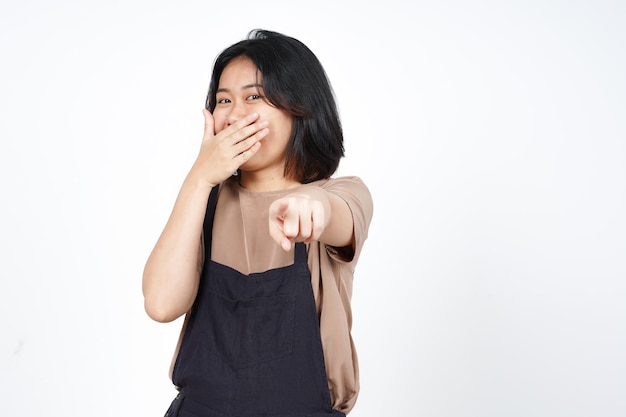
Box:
(207, 291), (296, 368)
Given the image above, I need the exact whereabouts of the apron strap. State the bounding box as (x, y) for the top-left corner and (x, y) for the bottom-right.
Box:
(202, 185), (220, 256)
(294, 242), (307, 265)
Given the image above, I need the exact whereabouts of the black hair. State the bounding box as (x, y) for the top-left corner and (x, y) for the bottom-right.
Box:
(206, 29), (344, 183)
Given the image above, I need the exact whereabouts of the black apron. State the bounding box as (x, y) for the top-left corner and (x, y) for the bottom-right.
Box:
(165, 186), (344, 417)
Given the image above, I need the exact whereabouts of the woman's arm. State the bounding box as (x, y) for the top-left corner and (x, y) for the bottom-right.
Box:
(142, 177), (210, 323)
(142, 110), (268, 322)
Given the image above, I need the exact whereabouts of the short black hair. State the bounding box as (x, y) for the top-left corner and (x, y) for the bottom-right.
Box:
(206, 29), (344, 183)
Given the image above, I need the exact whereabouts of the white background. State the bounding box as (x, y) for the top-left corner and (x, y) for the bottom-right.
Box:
(1, 1), (625, 416)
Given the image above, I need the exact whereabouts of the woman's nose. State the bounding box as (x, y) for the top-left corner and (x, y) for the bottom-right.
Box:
(226, 102), (246, 125)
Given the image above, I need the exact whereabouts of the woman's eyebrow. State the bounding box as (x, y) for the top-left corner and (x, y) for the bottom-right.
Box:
(216, 83), (263, 94)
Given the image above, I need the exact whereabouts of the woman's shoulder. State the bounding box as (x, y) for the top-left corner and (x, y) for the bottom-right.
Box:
(317, 175), (369, 190)
(319, 176), (371, 202)
(319, 176), (373, 223)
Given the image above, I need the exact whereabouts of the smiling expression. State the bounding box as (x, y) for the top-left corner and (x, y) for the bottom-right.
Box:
(213, 56), (295, 183)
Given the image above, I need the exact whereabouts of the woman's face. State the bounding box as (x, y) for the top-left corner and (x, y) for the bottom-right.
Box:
(213, 56), (294, 179)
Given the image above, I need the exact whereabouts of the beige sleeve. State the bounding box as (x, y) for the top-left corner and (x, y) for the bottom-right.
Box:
(310, 176), (374, 414)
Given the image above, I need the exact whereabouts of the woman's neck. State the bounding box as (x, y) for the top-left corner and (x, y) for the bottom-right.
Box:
(237, 171), (301, 192)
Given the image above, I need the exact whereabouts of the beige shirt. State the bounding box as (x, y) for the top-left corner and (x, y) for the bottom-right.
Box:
(172, 175), (373, 414)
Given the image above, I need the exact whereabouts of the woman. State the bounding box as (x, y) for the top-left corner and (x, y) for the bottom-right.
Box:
(143, 29), (373, 417)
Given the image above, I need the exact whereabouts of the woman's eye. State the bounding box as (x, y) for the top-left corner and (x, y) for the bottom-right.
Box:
(216, 98), (231, 104)
(247, 94), (262, 101)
